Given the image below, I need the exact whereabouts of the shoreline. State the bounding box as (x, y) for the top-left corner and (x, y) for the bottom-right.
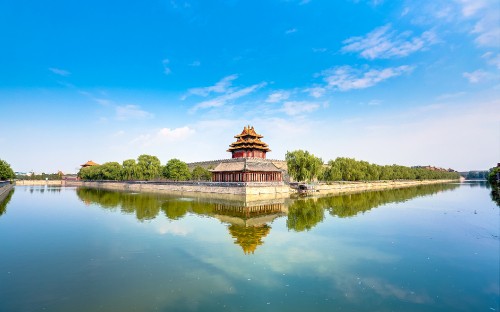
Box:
(12, 179), (458, 201)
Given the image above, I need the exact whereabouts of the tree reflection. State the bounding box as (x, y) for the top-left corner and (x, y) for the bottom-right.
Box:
(490, 187), (500, 207)
(287, 198), (324, 232)
(322, 183), (460, 218)
(75, 183), (461, 251)
(0, 189), (15, 217)
(76, 188), (161, 221)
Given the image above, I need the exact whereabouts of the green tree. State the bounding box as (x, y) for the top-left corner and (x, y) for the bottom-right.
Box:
(137, 154), (162, 181)
(0, 159), (15, 181)
(100, 162), (122, 180)
(488, 166), (500, 186)
(285, 150), (323, 182)
(121, 159), (138, 180)
(191, 165), (212, 181)
(163, 159), (191, 181)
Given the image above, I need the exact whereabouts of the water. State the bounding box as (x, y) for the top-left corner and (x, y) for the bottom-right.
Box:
(0, 183), (498, 311)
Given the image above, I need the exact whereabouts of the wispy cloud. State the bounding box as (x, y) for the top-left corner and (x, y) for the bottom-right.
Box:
(462, 69), (491, 83)
(342, 24), (438, 59)
(185, 74), (238, 98)
(266, 90), (291, 103)
(131, 126), (195, 147)
(190, 82), (267, 112)
(116, 105), (154, 120)
(188, 60), (201, 67)
(482, 52), (500, 69)
(281, 101), (322, 116)
(318, 65), (414, 91)
(162, 59), (171, 75)
(285, 28), (297, 35)
(49, 67), (71, 76)
(304, 87), (326, 98)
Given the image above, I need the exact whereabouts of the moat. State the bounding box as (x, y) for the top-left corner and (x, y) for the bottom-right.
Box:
(0, 182), (498, 311)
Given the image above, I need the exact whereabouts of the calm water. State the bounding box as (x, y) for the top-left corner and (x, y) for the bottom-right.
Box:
(0, 183), (498, 312)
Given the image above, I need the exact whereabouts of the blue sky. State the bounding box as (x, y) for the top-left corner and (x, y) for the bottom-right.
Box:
(1, 0), (499, 173)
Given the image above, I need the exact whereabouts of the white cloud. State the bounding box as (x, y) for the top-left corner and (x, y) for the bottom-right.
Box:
(456, 0), (500, 47)
(158, 126), (195, 140)
(186, 74), (239, 97)
(131, 126), (195, 147)
(368, 100), (382, 106)
(482, 52), (500, 69)
(285, 28), (297, 34)
(115, 105), (154, 120)
(281, 101), (321, 116)
(266, 90), (291, 103)
(49, 67), (71, 76)
(189, 60), (201, 67)
(462, 69), (491, 83)
(304, 87), (326, 98)
(319, 65), (414, 91)
(342, 24), (438, 59)
(162, 59), (171, 75)
(190, 82), (267, 112)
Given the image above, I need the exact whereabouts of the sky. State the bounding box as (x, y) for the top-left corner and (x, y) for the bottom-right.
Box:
(0, 0), (499, 174)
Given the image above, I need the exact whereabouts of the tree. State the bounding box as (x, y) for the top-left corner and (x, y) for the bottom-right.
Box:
(121, 159), (138, 180)
(285, 150), (323, 182)
(191, 165), (212, 181)
(100, 162), (122, 180)
(137, 155), (162, 181)
(0, 159), (15, 181)
(488, 166), (500, 186)
(163, 159), (191, 181)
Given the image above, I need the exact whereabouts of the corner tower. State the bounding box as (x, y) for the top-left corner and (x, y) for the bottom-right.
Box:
(227, 126), (271, 159)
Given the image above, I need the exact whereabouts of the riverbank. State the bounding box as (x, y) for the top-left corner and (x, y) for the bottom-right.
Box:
(59, 179), (459, 200)
(0, 181), (14, 204)
(312, 179), (457, 196)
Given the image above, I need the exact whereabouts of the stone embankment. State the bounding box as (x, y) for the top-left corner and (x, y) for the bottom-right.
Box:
(63, 179), (457, 200)
(311, 179), (457, 196)
(0, 181), (14, 203)
(65, 180), (290, 201)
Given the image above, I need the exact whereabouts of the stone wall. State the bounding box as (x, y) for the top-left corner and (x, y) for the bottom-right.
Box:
(0, 181), (14, 203)
(65, 180), (290, 201)
(309, 179), (457, 195)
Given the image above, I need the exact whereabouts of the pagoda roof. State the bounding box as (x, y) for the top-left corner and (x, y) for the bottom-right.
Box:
(212, 158), (281, 172)
(228, 126), (271, 152)
(81, 160), (99, 167)
(234, 125), (263, 139)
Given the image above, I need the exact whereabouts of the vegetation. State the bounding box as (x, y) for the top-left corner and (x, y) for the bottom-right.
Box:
(462, 171), (489, 180)
(323, 157), (460, 181)
(191, 165), (212, 181)
(0, 159), (15, 181)
(286, 150), (323, 182)
(163, 159), (191, 181)
(487, 166), (500, 186)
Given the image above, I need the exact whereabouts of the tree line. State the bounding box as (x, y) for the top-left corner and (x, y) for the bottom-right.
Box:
(286, 150), (461, 182)
(78, 154), (212, 181)
(0, 159), (15, 181)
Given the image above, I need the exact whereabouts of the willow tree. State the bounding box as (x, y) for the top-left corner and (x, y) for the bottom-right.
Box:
(285, 150), (323, 182)
(137, 154), (162, 181)
(0, 159), (15, 181)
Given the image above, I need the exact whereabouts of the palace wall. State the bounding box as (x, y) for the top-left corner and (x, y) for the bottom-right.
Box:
(65, 180), (291, 201)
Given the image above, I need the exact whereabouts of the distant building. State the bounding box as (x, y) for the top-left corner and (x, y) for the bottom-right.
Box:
(80, 160), (99, 168)
(211, 126), (283, 183)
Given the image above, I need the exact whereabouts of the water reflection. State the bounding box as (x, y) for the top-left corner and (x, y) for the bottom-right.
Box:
(0, 189), (15, 216)
(76, 183), (460, 253)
